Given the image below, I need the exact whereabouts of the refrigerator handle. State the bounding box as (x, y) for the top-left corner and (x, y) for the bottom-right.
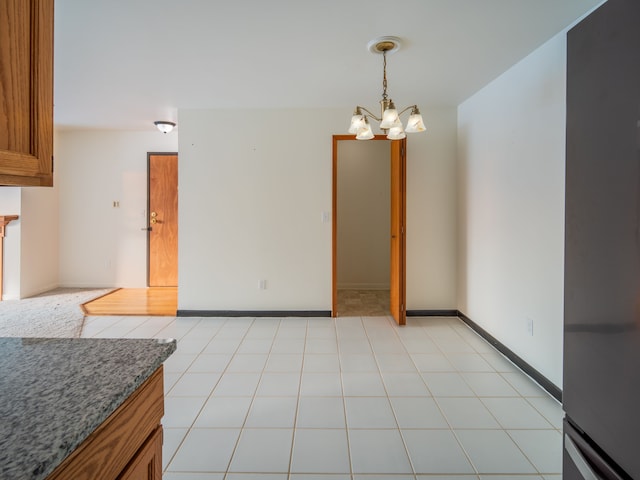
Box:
(565, 433), (602, 480)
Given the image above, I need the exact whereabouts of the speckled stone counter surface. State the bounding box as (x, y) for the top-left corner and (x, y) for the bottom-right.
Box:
(0, 337), (176, 480)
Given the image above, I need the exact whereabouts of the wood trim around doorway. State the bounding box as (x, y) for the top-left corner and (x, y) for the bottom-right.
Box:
(332, 134), (406, 320)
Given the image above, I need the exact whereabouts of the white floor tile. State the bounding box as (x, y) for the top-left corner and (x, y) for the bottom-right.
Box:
(83, 314), (563, 478)
(348, 429), (413, 474)
(167, 428), (240, 472)
(228, 429), (293, 473)
(290, 429), (350, 474)
(163, 396), (207, 428)
(300, 373), (342, 396)
(411, 353), (456, 372)
(421, 372), (475, 397)
(461, 372), (519, 397)
(502, 371), (550, 397)
(163, 353), (198, 373)
(256, 373), (301, 396)
(337, 338), (373, 354)
(375, 354), (417, 372)
(245, 397), (297, 428)
(168, 372), (221, 397)
(382, 372), (431, 396)
(434, 339), (477, 353)
(163, 427), (188, 470)
(390, 397), (449, 429)
(226, 354), (268, 372)
(192, 396), (252, 428)
(339, 354), (378, 372)
(163, 473), (224, 480)
(271, 338), (306, 354)
(356, 476), (415, 480)
(481, 397), (554, 429)
(345, 397), (397, 428)
(212, 373), (261, 396)
(507, 429), (563, 473)
(237, 339), (274, 354)
(264, 354), (303, 372)
(342, 372), (387, 396)
(417, 476), (479, 480)
(481, 350), (520, 372)
(204, 337), (242, 354)
(435, 397), (500, 429)
(403, 429), (475, 474)
(226, 474), (287, 480)
(455, 429), (537, 474)
(369, 339), (407, 354)
(187, 353), (233, 373)
(296, 396), (346, 428)
(446, 353), (495, 372)
(305, 338), (338, 354)
(303, 354), (340, 372)
(526, 395), (564, 429)
(291, 475), (350, 480)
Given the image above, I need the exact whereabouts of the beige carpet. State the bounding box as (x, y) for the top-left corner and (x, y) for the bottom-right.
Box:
(0, 288), (113, 338)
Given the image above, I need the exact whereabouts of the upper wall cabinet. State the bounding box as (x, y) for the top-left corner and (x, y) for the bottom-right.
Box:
(0, 0), (53, 186)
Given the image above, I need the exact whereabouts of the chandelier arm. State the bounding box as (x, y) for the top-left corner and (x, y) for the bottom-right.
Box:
(396, 105), (418, 117)
(356, 106), (382, 122)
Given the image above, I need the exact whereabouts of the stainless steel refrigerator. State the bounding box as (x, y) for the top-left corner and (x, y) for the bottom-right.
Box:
(564, 0), (640, 478)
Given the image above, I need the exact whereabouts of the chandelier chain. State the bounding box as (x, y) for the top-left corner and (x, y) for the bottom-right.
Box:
(382, 51), (388, 100)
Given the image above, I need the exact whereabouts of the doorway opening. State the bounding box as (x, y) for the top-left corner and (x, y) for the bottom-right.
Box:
(332, 135), (406, 324)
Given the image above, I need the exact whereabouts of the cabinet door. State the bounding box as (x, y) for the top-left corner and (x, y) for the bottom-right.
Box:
(119, 427), (163, 480)
(0, 0), (53, 186)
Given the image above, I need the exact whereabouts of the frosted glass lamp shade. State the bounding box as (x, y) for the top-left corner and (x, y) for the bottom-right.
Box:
(349, 113), (365, 134)
(405, 109), (426, 133)
(380, 106), (401, 129)
(356, 119), (374, 140)
(387, 126), (406, 140)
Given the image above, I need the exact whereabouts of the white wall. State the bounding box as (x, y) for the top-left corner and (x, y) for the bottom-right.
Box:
(178, 107), (458, 312)
(0, 157), (58, 299)
(337, 140), (390, 290)
(20, 181), (60, 297)
(407, 108), (458, 310)
(0, 188), (21, 299)
(56, 130), (178, 288)
(457, 32), (567, 387)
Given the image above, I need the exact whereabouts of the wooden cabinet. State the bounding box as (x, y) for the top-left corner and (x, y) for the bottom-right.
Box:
(47, 367), (165, 480)
(0, 0), (54, 186)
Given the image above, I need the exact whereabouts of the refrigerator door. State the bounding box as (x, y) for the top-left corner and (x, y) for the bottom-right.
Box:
(564, 0), (640, 478)
(563, 419), (628, 480)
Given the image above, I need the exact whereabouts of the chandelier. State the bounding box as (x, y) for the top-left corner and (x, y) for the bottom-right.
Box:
(349, 36), (426, 140)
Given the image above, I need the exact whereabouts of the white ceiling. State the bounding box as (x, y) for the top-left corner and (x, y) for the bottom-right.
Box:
(53, 0), (603, 131)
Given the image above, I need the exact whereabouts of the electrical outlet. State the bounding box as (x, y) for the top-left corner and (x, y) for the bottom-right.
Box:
(259, 279), (267, 290)
(526, 318), (534, 336)
(321, 211), (330, 223)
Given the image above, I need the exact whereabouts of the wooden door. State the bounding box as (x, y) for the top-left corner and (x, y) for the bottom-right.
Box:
(389, 139), (406, 325)
(331, 135), (406, 322)
(148, 154), (178, 287)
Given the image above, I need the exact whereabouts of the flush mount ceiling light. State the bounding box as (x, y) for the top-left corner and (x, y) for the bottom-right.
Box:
(154, 121), (176, 134)
(349, 36), (426, 140)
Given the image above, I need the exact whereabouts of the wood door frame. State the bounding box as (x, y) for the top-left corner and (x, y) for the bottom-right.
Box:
(331, 135), (406, 320)
(146, 152), (178, 287)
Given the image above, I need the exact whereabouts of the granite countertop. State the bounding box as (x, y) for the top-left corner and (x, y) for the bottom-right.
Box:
(0, 337), (176, 480)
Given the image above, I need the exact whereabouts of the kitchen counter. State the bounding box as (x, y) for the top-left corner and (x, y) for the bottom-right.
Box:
(0, 337), (176, 480)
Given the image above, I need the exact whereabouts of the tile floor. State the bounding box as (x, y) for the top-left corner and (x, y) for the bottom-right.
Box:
(81, 314), (564, 479)
(336, 290), (389, 317)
